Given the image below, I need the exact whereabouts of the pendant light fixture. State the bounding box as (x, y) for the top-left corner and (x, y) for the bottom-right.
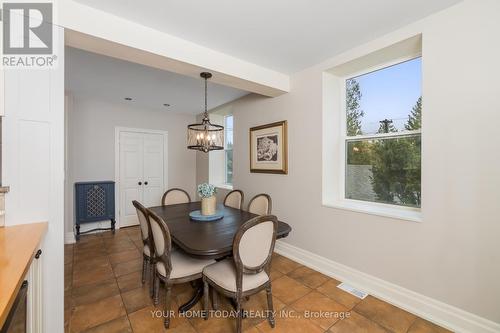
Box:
(187, 72), (224, 152)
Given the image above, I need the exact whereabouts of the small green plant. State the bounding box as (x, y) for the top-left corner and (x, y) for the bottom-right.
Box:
(197, 183), (216, 198)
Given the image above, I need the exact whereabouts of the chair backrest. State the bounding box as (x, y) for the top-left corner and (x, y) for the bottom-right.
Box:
(224, 190), (244, 210)
(148, 210), (173, 276)
(161, 188), (191, 206)
(233, 215), (278, 278)
(132, 200), (151, 245)
(247, 194), (272, 215)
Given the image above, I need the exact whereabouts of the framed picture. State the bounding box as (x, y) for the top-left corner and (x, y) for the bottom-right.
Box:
(249, 120), (288, 174)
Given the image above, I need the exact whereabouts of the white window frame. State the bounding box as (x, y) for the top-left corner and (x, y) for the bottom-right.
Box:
(331, 55), (422, 222)
(223, 114), (233, 187)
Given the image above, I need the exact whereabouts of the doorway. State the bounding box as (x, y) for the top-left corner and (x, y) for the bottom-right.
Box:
(115, 127), (168, 227)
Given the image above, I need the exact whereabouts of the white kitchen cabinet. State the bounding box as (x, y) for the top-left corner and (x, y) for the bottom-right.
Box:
(26, 244), (44, 333)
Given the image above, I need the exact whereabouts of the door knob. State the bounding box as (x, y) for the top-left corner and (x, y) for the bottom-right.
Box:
(138, 182), (142, 185)
(144, 181), (148, 185)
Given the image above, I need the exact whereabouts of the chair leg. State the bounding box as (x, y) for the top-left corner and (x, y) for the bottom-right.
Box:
(153, 273), (160, 305)
(266, 284), (275, 328)
(141, 257), (148, 284)
(149, 259), (155, 298)
(211, 287), (219, 311)
(203, 279), (210, 320)
(236, 295), (242, 333)
(164, 284), (172, 329)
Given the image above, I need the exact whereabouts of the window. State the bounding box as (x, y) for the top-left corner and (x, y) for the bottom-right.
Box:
(343, 57), (421, 208)
(224, 115), (233, 185)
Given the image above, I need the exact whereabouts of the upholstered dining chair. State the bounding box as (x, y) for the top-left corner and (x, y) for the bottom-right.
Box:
(132, 200), (155, 297)
(224, 190), (244, 210)
(161, 188), (191, 206)
(247, 193), (272, 215)
(148, 210), (216, 329)
(202, 215), (278, 333)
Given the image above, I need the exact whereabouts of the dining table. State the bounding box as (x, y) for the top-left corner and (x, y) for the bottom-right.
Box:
(148, 201), (292, 312)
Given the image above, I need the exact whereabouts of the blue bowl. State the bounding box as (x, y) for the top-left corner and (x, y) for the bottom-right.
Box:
(189, 210), (224, 222)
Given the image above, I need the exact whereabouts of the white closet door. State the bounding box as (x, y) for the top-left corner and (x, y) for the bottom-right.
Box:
(142, 133), (165, 207)
(119, 131), (144, 227)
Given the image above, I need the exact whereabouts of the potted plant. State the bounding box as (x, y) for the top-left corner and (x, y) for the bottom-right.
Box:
(198, 183), (217, 216)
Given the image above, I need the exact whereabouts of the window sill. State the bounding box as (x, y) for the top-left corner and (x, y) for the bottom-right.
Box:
(215, 184), (233, 191)
(323, 199), (422, 222)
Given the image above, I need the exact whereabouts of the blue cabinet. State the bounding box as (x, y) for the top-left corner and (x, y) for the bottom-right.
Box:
(75, 181), (115, 239)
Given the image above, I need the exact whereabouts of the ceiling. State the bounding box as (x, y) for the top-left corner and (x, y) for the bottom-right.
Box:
(65, 47), (248, 114)
(73, 0), (461, 74)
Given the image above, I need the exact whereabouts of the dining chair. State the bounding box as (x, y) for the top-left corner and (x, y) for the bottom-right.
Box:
(247, 193), (272, 215)
(202, 215), (278, 333)
(148, 210), (216, 329)
(223, 190), (244, 210)
(161, 188), (191, 206)
(132, 200), (155, 297)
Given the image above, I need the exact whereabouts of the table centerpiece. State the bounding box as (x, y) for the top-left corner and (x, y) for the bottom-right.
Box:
(198, 183), (217, 216)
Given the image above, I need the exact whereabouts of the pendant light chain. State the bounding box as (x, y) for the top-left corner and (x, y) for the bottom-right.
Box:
(204, 75), (209, 120)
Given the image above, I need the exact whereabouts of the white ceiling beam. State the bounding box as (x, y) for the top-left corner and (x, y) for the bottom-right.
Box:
(58, 0), (289, 97)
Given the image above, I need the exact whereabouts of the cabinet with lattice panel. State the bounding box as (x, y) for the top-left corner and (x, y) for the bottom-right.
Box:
(75, 181), (115, 239)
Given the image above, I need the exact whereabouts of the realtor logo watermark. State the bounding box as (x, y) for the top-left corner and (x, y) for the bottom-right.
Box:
(1, 1), (57, 68)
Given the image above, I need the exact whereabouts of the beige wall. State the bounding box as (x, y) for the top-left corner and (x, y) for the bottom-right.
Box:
(197, 0), (500, 324)
(66, 97), (197, 235)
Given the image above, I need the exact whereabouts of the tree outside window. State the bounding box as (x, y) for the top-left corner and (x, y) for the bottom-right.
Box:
(345, 58), (422, 208)
(224, 115), (233, 185)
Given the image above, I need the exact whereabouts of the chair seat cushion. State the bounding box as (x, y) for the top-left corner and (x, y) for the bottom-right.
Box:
(203, 259), (269, 292)
(156, 251), (215, 279)
(143, 244), (151, 257)
(144, 243), (178, 257)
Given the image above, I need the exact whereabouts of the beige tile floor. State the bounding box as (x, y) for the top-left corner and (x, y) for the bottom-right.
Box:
(65, 226), (452, 333)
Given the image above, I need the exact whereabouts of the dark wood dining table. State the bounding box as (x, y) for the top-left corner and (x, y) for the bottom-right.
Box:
(148, 201), (292, 311)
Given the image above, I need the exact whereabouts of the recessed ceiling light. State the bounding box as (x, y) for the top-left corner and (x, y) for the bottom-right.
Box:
(124, 97), (133, 101)
(163, 103), (170, 107)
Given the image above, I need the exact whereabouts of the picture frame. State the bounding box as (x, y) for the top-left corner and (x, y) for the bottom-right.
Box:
(249, 120), (288, 174)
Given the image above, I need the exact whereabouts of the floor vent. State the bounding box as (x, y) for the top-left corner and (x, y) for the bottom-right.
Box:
(337, 282), (368, 299)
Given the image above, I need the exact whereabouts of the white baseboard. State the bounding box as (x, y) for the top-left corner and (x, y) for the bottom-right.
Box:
(64, 232), (76, 244)
(275, 240), (500, 333)
(64, 221), (121, 244)
(78, 220), (115, 233)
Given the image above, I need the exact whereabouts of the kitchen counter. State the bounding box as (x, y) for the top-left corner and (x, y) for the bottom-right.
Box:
(0, 222), (47, 328)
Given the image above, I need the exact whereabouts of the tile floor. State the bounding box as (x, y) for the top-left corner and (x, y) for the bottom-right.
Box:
(65, 226), (452, 333)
